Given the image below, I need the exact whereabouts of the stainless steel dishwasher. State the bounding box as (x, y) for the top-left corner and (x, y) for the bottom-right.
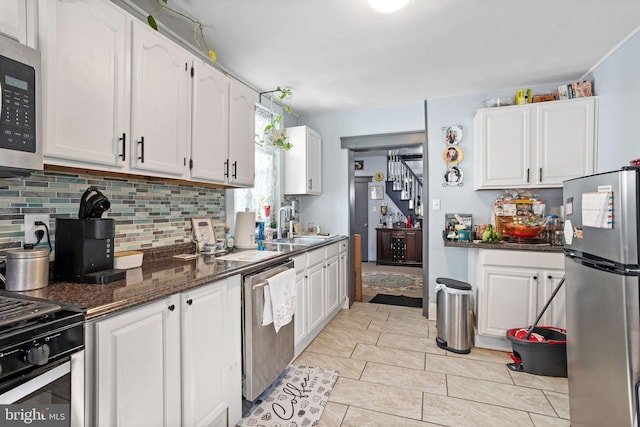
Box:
(242, 259), (295, 402)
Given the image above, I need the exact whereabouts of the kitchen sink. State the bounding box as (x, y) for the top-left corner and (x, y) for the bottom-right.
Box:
(262, 235), (337, 252)
(272, 237), (326, 246)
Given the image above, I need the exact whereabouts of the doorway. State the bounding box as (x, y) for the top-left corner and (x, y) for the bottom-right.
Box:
(354, 176), (371, 262)
(341, 131), (428, 316)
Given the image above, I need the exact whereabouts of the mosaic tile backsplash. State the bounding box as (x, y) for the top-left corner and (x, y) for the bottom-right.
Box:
(0, 170), (225, 255)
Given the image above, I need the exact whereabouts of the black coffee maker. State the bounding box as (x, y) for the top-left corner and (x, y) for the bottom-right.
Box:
(54, 187), (125, 284)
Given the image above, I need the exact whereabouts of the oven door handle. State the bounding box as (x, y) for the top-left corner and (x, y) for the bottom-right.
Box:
(0, 360), (70, 404)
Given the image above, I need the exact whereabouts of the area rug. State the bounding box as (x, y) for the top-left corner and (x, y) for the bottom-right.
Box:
(369, 293), (423, 308)
(362, 271), (423, 291)
(238, 365), (339, 427)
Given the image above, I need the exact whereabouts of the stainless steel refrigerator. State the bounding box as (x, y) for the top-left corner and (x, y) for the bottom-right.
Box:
(563, 167), (640, 427)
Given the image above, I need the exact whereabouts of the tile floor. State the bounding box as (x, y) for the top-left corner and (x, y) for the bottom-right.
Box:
(294, 302), (570, 426)
(360, 262), (424, 303)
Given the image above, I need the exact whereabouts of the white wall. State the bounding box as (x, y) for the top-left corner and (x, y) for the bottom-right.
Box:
(588, 29), (640, 172)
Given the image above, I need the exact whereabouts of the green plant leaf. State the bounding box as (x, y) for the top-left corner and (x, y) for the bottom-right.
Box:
(147, 15), (158, 30)
(285, 106), (291, 114)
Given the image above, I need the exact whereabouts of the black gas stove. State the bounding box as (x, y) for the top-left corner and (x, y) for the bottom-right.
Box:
(0, 291), (85, 394)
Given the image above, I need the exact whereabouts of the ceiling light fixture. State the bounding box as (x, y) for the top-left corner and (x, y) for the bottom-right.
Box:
(368, 0), (411, 13)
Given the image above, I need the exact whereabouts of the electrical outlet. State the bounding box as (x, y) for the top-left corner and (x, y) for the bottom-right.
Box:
(24, 214), (50, 245)
(432, 199), (441, 210)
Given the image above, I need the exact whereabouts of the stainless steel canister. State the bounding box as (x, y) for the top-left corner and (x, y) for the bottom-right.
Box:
(0, 248), (50, 291)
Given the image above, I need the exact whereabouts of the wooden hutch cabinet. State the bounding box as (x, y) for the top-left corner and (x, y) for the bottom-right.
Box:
(376, 228), (422, 267)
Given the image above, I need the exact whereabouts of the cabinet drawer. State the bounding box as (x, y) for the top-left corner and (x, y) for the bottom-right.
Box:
(325, 243), (339, 258)
(339, 240), (348, 253)
(307, 248), (325, 266)
(392, 231), (405, 238)
(481, 249), (563, 269)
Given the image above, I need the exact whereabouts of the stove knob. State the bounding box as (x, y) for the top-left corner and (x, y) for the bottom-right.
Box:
(25, 343), (51, 366)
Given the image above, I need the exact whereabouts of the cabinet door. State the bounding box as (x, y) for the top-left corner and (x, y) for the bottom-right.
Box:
(283, 126), (322, 195)
(376, 229), (393, 262)
(190, 59), (229, 183)
(307, 262), (325, 332)
(474, 106), (531, 189)
(325, 255), (340, 314)
(306, 127), (322, 194)
(405, 229), (422, 263)
(40, 0), (130, 168)
(181, 280), (228, 427)
(224, 276), (242, 426)
(294, 272), (307, 347)
(478, 266), (538, 338)
(130, 20), (189, 177)
(95, 296), (181, 427)
(0, 0), (36, 47)
(227, 79), (257, 187)
(339, 249), (348, 304)
(539, 269), (566, 329)
(534, 98), (596, 186)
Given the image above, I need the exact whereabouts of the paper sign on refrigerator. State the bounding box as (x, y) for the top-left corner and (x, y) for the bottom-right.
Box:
(581, 192), (613, 229)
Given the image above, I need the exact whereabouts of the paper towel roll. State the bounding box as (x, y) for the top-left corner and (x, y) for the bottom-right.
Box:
(235, 211), (257, 249)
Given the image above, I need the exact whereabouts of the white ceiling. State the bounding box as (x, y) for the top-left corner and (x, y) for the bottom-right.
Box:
(127, 0), (640, 116)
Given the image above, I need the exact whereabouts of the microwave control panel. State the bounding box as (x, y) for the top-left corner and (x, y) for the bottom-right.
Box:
(0, 54), (36, 153)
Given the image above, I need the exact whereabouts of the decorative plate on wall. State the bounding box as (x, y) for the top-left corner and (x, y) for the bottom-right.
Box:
(374, 171), (385, 182)
(442, 166), (464, 187)
(442, 125), (463, 145)
(442, 145), (463, 165)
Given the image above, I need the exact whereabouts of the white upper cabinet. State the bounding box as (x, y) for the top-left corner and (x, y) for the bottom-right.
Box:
(0, 0), (37, 47)
(227, 78), (257, 187)
(474, 97), (597, 189)
(38, 0), (256, 186)
(39, 0), (130, 169)
(130, 20), (190, 177)
(190, 58), (230, 183)
(284, 125), (322, 195)
(533, 98), (596, 186)
(474, 105), (531, 188)
(190, 68), (257, 187)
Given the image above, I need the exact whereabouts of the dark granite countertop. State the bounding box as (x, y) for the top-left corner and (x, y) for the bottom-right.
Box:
(17, 236), (347, 321)
(443, 237), (564, 253)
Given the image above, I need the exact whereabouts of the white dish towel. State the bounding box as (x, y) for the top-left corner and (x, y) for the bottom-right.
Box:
(262, 268), (297, 333)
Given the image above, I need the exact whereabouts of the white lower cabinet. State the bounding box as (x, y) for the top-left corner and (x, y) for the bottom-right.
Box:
(307, 250), (326, 334)
(292, 254), (308, 346)
(325, 244), (340, 315)
(94, 294), (181, 427)
(88, 276), (241, 426)
(294, 239), (348, 357)
(338, 239), (348, 306)
(469, 249), (565, 351)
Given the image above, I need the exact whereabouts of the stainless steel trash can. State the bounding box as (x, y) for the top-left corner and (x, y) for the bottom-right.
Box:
(435, 277), (473, 354)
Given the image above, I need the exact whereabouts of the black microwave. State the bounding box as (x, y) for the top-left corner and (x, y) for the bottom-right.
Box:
(0, 35), (41, 177)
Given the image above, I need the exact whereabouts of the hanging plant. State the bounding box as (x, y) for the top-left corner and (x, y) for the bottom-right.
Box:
(147, 0), (217, 63)
(259, 87), (294, 151)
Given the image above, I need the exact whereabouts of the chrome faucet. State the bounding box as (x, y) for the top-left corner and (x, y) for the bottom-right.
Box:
(277, 206), (293, 239)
